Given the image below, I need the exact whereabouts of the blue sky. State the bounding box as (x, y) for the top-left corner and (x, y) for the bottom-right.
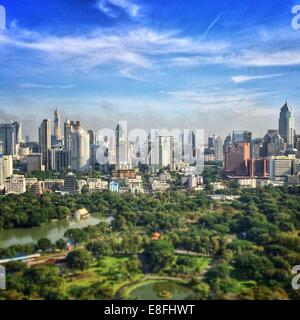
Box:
(0, 0), (300, 139)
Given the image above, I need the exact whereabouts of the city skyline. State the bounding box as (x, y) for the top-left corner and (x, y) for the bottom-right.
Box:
(0, 1), (300, 138)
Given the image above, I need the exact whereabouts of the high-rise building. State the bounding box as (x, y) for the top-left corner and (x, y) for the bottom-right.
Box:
(54, 109), (62, 141)
(214, 135), (224, 162)
(233, 130), (252, 144)
(64, 119), (72, 151)
(88, 130), (95, 145)
(159, 136), (175, 170)
(27, 153), (44, 172)
(263, 130), (284, 157)
(279, 102), (295, 147)
(225, 143), (251, 176)
(208, 135), (215, 149)
(39, 119), (51, 170)
(270, 155), (294, 179)
(0, 123), (21, 156)
(63, 172), (79, 194)
(71, 127), (90, 172)
(116, 123), (128, 169)
(250, 158), (269, 178)
(2, 155), (13, 179)
(49, 146), (69, 172)
(223, 133), (232, 154)
(252, 138), (263, 158)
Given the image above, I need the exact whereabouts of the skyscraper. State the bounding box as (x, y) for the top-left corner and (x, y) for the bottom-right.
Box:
(39, 119), (51, 170)
(116, 123), (128, 169)
(214, 135), (224, 162)
(233, 130), (252, 144)
(0, 122), (21, 157)
(2, 155), (13, 179)
(0, 124), (15, 156)
(88, 130), (95, 145)
(71, 127), (90, 172)
(159, 136), (175, 170)
(279, 102), (295, 147)
(225, 143), (251, 176)
(263, 130), (284, 157)
(54, 109), (62, 142)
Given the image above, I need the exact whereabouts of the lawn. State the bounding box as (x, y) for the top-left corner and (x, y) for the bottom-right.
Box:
(64, 256), (144, 295)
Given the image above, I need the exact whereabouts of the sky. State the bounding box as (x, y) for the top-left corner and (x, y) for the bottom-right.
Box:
(0, 0), (300, 140)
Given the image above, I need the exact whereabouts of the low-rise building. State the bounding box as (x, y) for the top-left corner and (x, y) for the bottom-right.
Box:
(151, 179), (170, 192)
(74, 208), (89, 221)
(210, 181), (227, 191)
(87, 178), (109, 193)
(41, 179), (64, 192)
(5, 175), (26, 195)
(237, 178), (257, 189)
(109, 181), (119, 193)
(31, 182), (43, 195)
(25, 178), (38, 190)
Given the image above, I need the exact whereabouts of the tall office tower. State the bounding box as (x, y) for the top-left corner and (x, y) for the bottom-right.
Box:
(0, 124), (15, 156)
(233, 130), (252, 144)
(64, 172), (79, 194)
(27, 153), (44, 172)
(88, 130), (95, 145)
(12, 122), (22, 145)
(39, 119), (51, 170)
(295, 135), (300, 156)
(208, 135), (215, 149)
(180, 130), (195, 162)
(159, 136), (175, 170)
(214, 135), (224, 162)
(263, 130), (284, 157)
(252, 138), (263, 158)
(279, 102), (295, 147)
(250, 158), (269, 178)
(270, 155), (294, 179)
(53, 109), (62, 143)
(71, 127), (90, 172)
(2, 155), (13, 179)
(225, 143), (251, 176)
(64, 119), (72, 151)
(116, 123), (128, 169)
(223, 133), (232, 153)
(49, 146), (69, 172)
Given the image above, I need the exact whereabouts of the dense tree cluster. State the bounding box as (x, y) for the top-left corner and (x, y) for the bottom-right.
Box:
(1, 186), (300, 300)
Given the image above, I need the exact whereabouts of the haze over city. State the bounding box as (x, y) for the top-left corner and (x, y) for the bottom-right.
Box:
(0, 0), (300, 139)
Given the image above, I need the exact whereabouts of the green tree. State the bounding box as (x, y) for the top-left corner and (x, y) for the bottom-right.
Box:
(66, 249), (93, 271)
(144, 240), (174, 272)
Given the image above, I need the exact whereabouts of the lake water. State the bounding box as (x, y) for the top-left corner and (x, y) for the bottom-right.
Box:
(129, 281), (193, 300)
(0, 214), (113, 248)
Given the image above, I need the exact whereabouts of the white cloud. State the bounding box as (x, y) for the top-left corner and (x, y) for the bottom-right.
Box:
(231, 74), (284, 84)
(97, 0), (140, 18)
(19, 83), (75, 89)
(0, 26), (229, 71)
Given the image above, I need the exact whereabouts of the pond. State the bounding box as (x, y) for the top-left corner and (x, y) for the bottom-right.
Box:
(0, 214), (113, 248)
(128, 280), (193, 300)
